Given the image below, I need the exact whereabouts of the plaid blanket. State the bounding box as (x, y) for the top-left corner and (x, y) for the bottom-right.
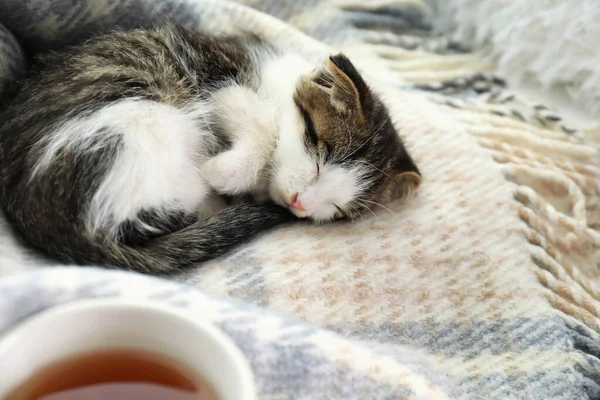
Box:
(1, 1), (600, 399)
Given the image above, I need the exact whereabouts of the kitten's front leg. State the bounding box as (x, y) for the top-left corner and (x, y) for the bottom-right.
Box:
(201, 146), (269, 195)
(201, 86), (276, 196)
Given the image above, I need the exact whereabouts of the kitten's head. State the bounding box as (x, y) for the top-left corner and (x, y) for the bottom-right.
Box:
(269, 54), (421, 221)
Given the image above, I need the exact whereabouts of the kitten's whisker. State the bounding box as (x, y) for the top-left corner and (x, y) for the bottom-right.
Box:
(337, 132), (354, 164)
(341, 119), (387, 162)
(355, 160), (389, 178)
(333, 204), (347, 219)
(356, 200), (378, 220)
(360, 199), (394, 214)
(341, 127), (379, 162)
(348, 203), (366, 224)
(364, 206), (378, 219)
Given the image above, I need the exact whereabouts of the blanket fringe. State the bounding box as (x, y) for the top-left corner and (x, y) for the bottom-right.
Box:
(351, 23), (600, 397)
(444, 85), (600, 400)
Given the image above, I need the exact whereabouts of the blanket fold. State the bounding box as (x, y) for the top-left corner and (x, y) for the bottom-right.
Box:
(1, 1), (599, 399)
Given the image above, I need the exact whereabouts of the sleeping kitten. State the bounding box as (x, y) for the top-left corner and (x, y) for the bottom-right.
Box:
(0, 25), (421, 273)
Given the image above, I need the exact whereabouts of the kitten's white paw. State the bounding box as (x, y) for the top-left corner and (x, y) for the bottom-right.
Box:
(201, 150), (264, 196)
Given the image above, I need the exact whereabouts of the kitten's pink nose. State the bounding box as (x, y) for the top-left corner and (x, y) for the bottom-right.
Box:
(290, 193), (305, 211)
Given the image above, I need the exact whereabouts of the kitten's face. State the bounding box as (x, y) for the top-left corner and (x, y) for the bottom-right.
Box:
(269, 54), (421, 222)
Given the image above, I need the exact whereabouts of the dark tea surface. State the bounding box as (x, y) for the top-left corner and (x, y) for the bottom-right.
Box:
(6, 348), (220, 400)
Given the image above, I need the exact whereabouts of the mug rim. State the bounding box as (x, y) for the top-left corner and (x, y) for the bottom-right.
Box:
(0, 298), (256, 400)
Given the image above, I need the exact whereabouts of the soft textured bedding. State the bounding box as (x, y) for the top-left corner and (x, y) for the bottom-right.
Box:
(1, 1), (600, 399)
(430, 0), (600, 119)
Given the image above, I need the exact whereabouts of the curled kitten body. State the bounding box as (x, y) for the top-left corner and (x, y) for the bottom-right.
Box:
(0, 25), (420, 273)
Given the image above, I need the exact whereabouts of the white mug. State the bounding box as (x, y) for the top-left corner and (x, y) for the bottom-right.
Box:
(0, 299), (256, 400)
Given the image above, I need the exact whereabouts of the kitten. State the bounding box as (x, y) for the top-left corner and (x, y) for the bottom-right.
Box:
(0, 25), (421, 273)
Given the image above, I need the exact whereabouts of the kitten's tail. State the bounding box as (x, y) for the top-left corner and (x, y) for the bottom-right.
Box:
(92, 202), (295, 273)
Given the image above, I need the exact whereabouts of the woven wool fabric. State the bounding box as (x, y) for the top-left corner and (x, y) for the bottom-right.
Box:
(1, 1), (600, 399)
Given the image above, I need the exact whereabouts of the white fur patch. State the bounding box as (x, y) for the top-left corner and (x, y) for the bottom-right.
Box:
(200, 85), (277, 195)
(258, 53), (314, 104)
(33, 98), (215, 237)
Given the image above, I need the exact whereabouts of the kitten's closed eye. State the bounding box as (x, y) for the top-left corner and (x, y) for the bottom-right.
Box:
(294, 97), (319, 146)
(321, 141), (334, 162)
(294, 98), (335, 165)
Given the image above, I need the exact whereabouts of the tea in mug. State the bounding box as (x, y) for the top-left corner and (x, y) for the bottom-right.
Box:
(6, 348), (221, 400)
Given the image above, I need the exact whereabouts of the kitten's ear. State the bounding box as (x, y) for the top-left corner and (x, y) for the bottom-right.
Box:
(327, 54), (371, 111)
(389, 170), (422, 200)
(387, 154), (421, 200)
